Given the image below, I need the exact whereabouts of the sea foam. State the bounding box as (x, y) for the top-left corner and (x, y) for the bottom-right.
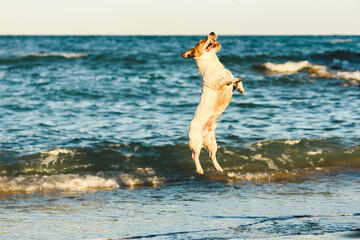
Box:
(0, 170), (165, 193)
(262, 60), (360, 81)
(17, 52), (88, 58)
(336, 70), (360, 81)
(0, 174), (119, 193)
(331, 39), (352, 43)
(40, 148), (76, 166)
(263, 61), (312, 73)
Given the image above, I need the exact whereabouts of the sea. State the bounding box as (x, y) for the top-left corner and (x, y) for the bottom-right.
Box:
(0, 35), (359, 239)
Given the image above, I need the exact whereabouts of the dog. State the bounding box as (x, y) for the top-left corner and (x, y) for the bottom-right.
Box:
(181, 32), (244, 174)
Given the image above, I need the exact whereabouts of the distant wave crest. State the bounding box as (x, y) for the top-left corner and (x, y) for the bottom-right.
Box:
(17, 52), (88, 58)
(336, 70), (360, 81)
(331, 39), (353, 43)
(261, 60), (360, 81)
(262, 60), (312, 73)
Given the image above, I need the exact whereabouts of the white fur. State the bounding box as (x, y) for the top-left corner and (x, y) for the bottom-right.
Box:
(189, 50), (242, 174)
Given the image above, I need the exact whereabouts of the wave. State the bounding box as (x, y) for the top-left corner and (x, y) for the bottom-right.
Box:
(336, 70), (360, 81)
(262, 60), (312, 73)
(0, 138), (359, 193)
(331, 39), (352, 43)
(260, 60), (329, 75)
(17, 52), (88, 58)
(260, 60), (360, 81)
(0, 52), (89, 65)
(0, 171), (164, 194)
(0, 174), (119, 193)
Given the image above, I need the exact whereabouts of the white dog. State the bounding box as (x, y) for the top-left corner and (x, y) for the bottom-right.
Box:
(181, 32), (244, 174)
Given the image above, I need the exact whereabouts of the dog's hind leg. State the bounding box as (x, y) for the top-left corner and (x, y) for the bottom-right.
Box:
(206, 131), (223, 173)
(190, 145), (203, 174)
(189, 137), (204, 174)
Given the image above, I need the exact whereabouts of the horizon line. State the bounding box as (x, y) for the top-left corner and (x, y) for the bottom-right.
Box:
(1, 33), (360, 36)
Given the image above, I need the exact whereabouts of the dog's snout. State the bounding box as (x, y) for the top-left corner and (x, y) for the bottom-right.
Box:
(208, 32), (217, 42)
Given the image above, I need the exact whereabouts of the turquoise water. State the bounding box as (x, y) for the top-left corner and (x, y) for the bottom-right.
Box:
(1, 173), (360, 239)
(0, 35), (360, 239)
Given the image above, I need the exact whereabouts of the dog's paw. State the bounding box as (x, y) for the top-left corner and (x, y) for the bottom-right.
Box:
(213, 163), (223, 173)
(196, 168), (204, 175)
(236, 81), (244, 94)
(215, 166), (223, 173)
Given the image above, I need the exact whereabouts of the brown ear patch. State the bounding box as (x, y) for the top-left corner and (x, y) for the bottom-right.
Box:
(192, 40), (206, 58)
(181, 39), (208, 59)
(181, 49), (194, 58)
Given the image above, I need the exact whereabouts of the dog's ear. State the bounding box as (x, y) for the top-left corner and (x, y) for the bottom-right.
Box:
(181, 49), (194, 58)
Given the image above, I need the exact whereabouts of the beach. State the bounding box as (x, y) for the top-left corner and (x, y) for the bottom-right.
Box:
(0, 35), (359, 239)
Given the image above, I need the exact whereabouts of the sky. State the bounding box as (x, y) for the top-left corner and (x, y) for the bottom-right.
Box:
(0, 0), (359, 35)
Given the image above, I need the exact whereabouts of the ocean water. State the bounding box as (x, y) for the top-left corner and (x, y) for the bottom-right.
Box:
(0, 35), (360, 239)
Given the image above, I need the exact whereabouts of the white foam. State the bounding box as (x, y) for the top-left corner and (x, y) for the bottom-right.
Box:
(331, 39), (352, 43)
(17, 52), (88, 58)
(276, 154), (292, 165)
(227, 171), (273, 181)
(0, 170), (165, 193)
(117, 173), (163, 187)
(253, 139), (301, 148)
(0, 174), (119, 193)
(263, 60), (360, 82)
(117, 168), (164, 187)
(251, 154), (279, 170)
(284, 139), (301, 145)
(223, 149), (235, 155)
(336, 70), (360, 81)
(308, 64), (328, 73)
(43, 149), (74, 155)
(40, 149), (75, 166)
(40, 175), (119, 191)
(307, 150), (323, 156)
(263, 61), (312, 73)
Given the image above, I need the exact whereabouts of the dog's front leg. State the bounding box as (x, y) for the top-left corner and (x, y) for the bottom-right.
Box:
(217, 75), (238, 88)
(225, 77), (241, 86)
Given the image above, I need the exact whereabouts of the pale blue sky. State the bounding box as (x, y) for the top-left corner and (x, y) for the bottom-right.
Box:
(0, 0), (359, 35)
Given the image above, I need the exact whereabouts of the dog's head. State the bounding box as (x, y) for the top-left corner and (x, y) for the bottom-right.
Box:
(181, 32), (221, 59)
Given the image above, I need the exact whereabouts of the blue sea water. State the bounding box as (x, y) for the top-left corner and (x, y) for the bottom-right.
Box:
(0, 35), (360, 239)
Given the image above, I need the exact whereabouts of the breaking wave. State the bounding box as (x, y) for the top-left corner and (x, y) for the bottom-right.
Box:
(262, 60), (312, 73)
(336, 70), (360, 81)
(0, 174), (119, 193)
(0, 138), (359, 193)
(260, 60), (360, 81)
(0, 171), (164, 193)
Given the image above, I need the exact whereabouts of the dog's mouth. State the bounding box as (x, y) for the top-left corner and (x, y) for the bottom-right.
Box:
(205, 38), (219, 52)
